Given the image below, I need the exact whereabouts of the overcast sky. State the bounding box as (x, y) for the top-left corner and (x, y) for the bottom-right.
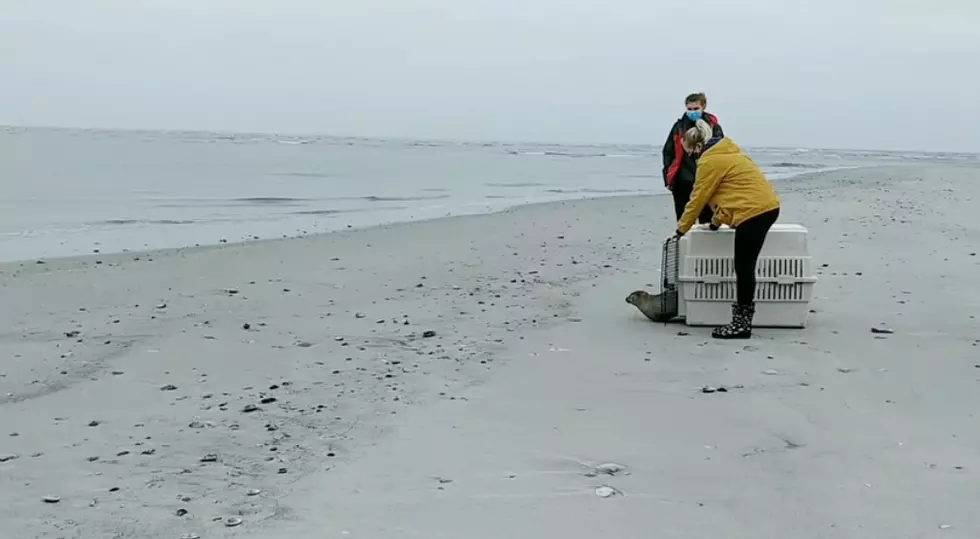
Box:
(2, 0), (978, 151)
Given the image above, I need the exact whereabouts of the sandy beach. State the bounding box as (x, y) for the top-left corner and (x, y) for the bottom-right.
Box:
(2, 165), (980, 538)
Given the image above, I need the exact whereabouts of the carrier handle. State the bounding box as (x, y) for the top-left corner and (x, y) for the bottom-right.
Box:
(775, 274), (797, 285)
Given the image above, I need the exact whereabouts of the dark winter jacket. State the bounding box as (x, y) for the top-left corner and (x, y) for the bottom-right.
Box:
(661, 112), (723, 189)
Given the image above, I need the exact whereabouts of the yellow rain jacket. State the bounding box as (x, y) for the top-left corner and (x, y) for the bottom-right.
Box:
(677, 137), (780, 234)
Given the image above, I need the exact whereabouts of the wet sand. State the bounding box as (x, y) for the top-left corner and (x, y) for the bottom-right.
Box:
(2, 165), (979, 538)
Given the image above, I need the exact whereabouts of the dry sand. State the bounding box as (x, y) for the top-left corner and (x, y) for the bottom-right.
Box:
(2, 165), (979, 538)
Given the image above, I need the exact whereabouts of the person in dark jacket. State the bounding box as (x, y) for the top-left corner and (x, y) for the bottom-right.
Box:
(662, 92), (724, 223)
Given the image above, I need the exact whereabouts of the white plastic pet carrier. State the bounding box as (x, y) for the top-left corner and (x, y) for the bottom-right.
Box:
(663, 224), (817, 328)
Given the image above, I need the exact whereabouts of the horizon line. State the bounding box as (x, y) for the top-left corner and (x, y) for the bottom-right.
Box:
(2, 123), (976, 157)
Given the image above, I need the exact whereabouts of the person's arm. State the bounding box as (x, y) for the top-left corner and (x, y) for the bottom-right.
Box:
(661, 126), (675, 188)
(676, 158), (723, 234)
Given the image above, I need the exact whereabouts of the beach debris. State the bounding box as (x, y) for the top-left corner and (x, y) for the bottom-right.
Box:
(246, 489), (261, 496)
(837, 367), (854, 374)
(224, 517), (243, 527)
(296, 341), (314, 348)
(88, 420), (101, 427)
(155, 303), (167, 309)
(242, 404), (260, 413)
(422, 330), (437, 338)
(260, 397), (277, 404)
(200, 453), (218, 463)
(939, 524), (951, 530)
(0, 454), (18, 463)
(594, 485), (622, 498)
(243, 323), (251, 330)
(701, 385), (728, 394)
(179, 534), (201, 539)
(762, 369), (782, 376)
(176, 508), (188, 517)
(870, 327), (894, 334)
(355, 312), (366, 318)
(42, 495), (61, 504)
(161, 384), (178, 391)
(65, 330), (81, 338)
(584, 462), (627, 477)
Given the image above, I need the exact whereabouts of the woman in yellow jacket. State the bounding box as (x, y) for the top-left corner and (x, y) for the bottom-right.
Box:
(674, 120), (781, 339)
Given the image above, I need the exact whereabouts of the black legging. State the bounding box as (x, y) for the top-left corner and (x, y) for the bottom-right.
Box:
(672, 182), (714, 224)
(734, 208), (780, 305)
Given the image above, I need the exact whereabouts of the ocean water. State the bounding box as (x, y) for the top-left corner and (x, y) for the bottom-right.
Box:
(2, 125), (977, 263)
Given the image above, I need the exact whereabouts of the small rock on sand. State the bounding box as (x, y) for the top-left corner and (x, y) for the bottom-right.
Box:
(595, 486), (621, 498)
(42, 495), (60, 503)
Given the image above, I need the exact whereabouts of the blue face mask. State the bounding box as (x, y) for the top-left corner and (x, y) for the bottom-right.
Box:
(686, 110), (703, 122)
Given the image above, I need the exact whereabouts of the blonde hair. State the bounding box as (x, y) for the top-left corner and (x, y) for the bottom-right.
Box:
(682, 119), (714, 154)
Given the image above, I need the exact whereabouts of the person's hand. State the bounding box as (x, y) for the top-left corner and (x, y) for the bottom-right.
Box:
(708, 223), (720, 231)
(672, 229), (685, 241)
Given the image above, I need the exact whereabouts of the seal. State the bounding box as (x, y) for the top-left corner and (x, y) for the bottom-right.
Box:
(625, 290), (673, 323)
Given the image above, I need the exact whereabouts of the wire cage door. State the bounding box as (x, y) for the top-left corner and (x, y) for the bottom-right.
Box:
(659, 236), (680, 319)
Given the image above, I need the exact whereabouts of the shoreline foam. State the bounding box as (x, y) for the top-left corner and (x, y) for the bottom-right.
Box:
(0, 165), (898, 268)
